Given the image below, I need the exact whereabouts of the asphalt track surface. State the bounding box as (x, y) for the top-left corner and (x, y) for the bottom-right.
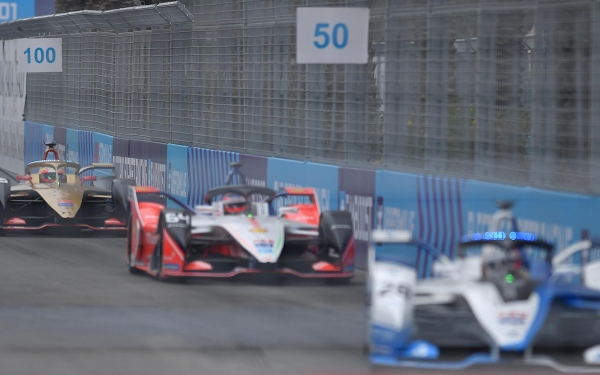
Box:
(0, 172), (578, 375)
(0, 232), (576, 375)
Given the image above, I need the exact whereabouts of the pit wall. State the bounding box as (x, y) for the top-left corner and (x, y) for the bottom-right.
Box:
(6, 120), (600, 268)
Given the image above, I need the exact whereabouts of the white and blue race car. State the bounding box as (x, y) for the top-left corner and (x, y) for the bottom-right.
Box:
(367, 206), (600, 372)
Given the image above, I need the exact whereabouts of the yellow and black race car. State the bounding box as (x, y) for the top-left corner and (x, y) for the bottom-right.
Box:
(0, 142), (134, 234)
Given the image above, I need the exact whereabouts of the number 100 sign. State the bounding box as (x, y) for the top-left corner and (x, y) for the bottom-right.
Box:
(17, 38), (62, 73)
(297, 8), (369, 64)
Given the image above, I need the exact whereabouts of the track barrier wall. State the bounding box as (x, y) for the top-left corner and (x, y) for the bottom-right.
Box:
(3, 121), (600, 268)
(187, 147), (240, 208)
(167, 144), (188, 206)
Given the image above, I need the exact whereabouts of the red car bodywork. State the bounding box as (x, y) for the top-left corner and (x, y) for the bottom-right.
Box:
(270, 187), (321, 226)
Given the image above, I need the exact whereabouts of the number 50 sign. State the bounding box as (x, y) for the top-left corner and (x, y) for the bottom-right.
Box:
(17, 38), (62, 73)
(297, 8), (369, 64)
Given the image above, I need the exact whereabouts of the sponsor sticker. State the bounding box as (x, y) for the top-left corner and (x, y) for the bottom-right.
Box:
(163, 263), (180, 271)
(250, 227), (268, 233)
(57, 199), (73, 207)
(248, 217), (268, 233)
(498, 312), (526, 325)
(145, 232), (159, 245)
(254, 239), (274, 253)
(331, 224), (352, 230)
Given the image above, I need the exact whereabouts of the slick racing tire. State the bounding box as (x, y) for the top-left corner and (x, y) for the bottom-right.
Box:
(126, 219), (144, 275)
(111, 179), (136, 221)
(0, 178), (9, 237)
(155, 234), (185, 284)
(0, 205), (4, 237)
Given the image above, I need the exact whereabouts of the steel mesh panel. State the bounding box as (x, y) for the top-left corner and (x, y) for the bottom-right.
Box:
(100, 10), (134, 31)
(64, 35), (81, 129)
(170, 27), (194, 146)
(14, 0), (600, 194)
(22, 15), (65, 36)
(114, 33), (134, 138)
(148, 30), (172, 142)
(130, 30), (152, 140)
(67, 11), (102, 32)
(157, 1), (194, 24)
(54, 13), (80, 33)
(119, 7), (168, 29)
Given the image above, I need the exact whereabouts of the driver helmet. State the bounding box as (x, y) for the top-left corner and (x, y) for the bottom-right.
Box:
(40, 168), (63, 183)
(222, 194), (247, 215)
(482, 246), (529, 282)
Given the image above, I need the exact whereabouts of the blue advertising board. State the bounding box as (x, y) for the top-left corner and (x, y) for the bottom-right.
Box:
(461, 180), (600, 251)
(78, 130), (93, 174)
(112, 137), (130, 180)
(23, 121), (53, 164)
(66, 128), (79, 164)
(91, 132), (113, 177)
(0, 1), (34, 23)
(240, 153), (268, 187)
(127, 140), (167, 189)
(93, 132), (113, 164)
(375, 172), (467, 277)
(167, 144), (188, 205)
(187, 147), (239, 207)
(267, 158), (339, 211)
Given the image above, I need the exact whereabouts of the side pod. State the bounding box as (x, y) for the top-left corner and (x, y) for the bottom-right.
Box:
(319, 211), (354, 258)
(159, 209), (192, 254)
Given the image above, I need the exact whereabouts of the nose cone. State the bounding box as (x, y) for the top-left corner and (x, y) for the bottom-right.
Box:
(34, 186), (82, 218)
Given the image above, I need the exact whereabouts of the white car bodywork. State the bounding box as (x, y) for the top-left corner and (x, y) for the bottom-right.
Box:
(192, 201), (318, 264)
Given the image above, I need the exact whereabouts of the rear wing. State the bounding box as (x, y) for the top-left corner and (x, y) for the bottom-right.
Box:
(79, 163), (116, 175)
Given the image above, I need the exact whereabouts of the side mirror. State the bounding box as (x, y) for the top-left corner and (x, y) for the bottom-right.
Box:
(80, 175), (97, 185)
(16, 175), (32, 182)
(277, 206), (299, 217)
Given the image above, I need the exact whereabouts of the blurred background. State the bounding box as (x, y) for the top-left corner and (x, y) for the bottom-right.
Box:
(0, 1), (597, 374)
(6, 0), (600, 195)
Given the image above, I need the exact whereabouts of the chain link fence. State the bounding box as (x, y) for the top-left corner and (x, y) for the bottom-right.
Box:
(16, 0), (600, 194)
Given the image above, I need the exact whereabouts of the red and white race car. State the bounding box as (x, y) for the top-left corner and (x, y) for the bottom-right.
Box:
(126, 185), (355, 283)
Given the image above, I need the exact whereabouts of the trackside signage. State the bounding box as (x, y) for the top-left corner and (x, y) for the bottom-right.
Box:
(296, 7), (369, 64)
(17, 38), (62, 73)
(0, 1), (34, 23)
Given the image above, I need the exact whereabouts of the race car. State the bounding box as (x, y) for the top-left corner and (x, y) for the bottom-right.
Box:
(266, 187), (320, 225)
(367, 205), (600, 372)
(126, 184), (355, 282)
(0, 142), (135, 234)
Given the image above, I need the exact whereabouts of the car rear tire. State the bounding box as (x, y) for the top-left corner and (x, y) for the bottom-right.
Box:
(155, 234), (186, 284)
(0, 180), (9, 237)
(111, 179), (136, 222)
(126, 219), (144, 275)
(155, 236), (166, 281)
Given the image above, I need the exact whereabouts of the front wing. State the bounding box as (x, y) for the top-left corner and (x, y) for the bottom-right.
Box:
(157, 226), (355, 279)
(2, 200), (126, 232)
